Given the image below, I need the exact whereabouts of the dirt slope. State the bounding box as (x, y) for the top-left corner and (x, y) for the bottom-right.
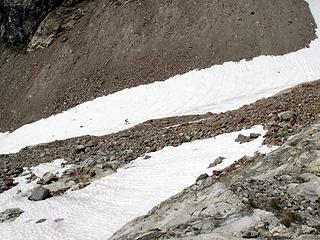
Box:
(0, 0), (316, 132)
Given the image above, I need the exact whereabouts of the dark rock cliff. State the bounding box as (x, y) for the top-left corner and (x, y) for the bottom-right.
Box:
(0, 0), (64, 44)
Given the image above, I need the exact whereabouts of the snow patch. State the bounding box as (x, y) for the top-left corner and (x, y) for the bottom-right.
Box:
(0, 126), (274, 240)
(31, 159), (69, 178)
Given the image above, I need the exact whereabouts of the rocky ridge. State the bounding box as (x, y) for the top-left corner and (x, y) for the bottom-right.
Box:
(110, 120), (320, 240)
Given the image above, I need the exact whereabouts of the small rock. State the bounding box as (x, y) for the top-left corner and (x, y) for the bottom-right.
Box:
(278, 111), (295, 121)
(196, 173), (209, 182)
(235, 134), (251, 144)
(71, 182), (90, 191)
(212, 170), (222, 176)
(208, 156), (225, 168)
(250, 133), (261, 139)
(308, 159), (320, 175)
(28, 186), (51, 201)
(38, 172), (58, 185)
(61, 36), (68, 42)
(242, 227), (260, 238)
(0, 208), (24, 223)
(4, 177), (16, 188)
(35, 218), (46, 224)
(43, 180), (75, 196)
(54, 218), (64, 223)
(300, 225), (316, 234)
(75, 145), (86, 154)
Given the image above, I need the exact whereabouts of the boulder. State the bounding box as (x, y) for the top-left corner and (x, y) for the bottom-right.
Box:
(28, 186), (51, 201)
(37, 172), (58, 185)
(43, 180), (75, 196)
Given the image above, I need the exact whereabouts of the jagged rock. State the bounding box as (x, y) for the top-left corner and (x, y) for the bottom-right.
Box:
(37, 172), (58, 185)
(249, 133), (261, 139)
(75, 145), (86, 154)
(287, 179), (320, 202)
(28, 186), (51, 201)
(71, 182), (90, 191)
(0, 176), (17, 193)
(28, 4), (85, 50)
(242, 227), (260, 238)
(133, 229), (164, 240)
(235, 134), (251, 144)
(196, 173), (209, 182)
(43, 180), (75, 196)
(208, 156), (225, 168)
(0, 0), (65, 44)
(0, 208), (24, 223)
(278, 111), (296, 121)
(235, 133), (261, 144)
(308, 160), (320, 175)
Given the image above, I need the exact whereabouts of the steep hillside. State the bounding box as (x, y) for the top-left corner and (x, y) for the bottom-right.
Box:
(0, 0), (316, 132)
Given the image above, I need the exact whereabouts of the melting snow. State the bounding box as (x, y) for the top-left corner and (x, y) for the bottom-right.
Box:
(0, 126), (274, 240)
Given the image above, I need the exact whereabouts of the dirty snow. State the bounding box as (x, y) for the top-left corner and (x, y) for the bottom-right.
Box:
(0, 126), (274, 240)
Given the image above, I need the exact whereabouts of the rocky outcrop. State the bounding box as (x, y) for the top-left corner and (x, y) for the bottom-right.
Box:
(0, 0), (65, 44)
(28, 186), (51, 201)
(0, 208), (24, 223)
(110, 121), (320, 239)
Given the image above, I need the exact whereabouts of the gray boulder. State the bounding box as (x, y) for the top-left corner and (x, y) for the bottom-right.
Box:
(28, 186), (51, 201)
(43, 180), (75, 196)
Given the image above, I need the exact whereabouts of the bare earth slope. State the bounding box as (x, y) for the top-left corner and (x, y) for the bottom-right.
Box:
(0, 0), (316, 132)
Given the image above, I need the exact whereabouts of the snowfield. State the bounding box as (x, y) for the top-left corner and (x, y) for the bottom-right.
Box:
(0, 0), (319, 154)
(0, 126), (274, 240)
(1, 1), (320, 239)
